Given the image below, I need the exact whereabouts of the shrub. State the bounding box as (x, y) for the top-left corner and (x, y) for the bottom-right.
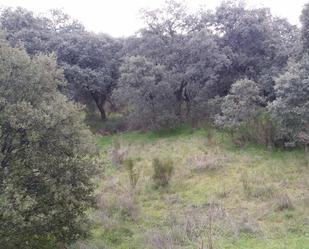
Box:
(215, 79), (264, 131)
(232, 111), (278, 148)
(214, 79), (283, 147)
(152, 158), (174, 188)
(268, 55), (309, 147)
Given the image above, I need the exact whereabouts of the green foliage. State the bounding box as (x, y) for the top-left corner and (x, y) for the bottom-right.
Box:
(231, 111), (278, 147)
(57, 33), (121, 121)
(152, 157), (174, 188)
(300, 3), (309, 52)
(216, 79), (264, 130)
(1, 2), (309, 249)
(114, 56), (179, 130)
(269, 55), (309, 147)
(0, 7), (121, 121)
(0, 7), (84, 54)
(214, 1), (300, 98)
(0, 39), (97, 248)
(0, 2), (304, 143)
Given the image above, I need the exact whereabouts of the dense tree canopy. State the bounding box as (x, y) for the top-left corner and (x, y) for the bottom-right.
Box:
(55, 32), (122, 120)
(114, 56), (178, 130)
(0, 37), (96, 249)
(212, 2), (300, 99)
(269, 55), (309, 146)
(0, 0), (308, 143)
(301, 3), (309, 52)
(0, 8), (120, 120)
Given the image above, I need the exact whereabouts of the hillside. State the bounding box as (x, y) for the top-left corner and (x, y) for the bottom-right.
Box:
(74, 126), (309, 249)
(1, 2), (309, 248)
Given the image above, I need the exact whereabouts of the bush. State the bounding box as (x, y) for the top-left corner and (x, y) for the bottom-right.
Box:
(215, 79), (264, 130)
(152, 158), (174, 188)
(232, 111), (278, 148)
(215, 79), (280, 147)
(268, 55), (309, 147)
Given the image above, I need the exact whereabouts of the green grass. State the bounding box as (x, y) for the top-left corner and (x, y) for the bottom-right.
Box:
(76, 126), (309, 249)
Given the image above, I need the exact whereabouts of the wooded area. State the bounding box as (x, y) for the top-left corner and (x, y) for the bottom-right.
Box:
(0, 1), (308, 248)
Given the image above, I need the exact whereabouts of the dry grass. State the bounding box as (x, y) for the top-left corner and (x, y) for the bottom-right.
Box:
(241, 170), (276, 200)
(187, 152), (229, 173)
(274, 192), (295, 211)
(97, 179), (140, 222)
(109, 138), (127, 166)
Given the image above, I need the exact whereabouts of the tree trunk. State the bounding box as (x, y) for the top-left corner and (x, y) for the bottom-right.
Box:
(92, 93), (107, 121)
(174, 81), (188, 121)
(185, 100), (191, 119)
(97, 102), (107, 121)
(175, 90), (183, 119)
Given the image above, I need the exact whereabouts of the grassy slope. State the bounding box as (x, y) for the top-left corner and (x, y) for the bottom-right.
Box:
(77, 126), (309, 249)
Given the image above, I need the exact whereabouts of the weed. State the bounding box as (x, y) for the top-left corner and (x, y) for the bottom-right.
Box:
(188, 153), (224, 173)
(274, 193), (294, 211)
(124, 158), (140, 189)
(98, 183), (139, 222)
(238, 216), (260, 235)
(152, 158), (174, 188)
(216, 182), (230, 199)
(110, 138), (127, 166)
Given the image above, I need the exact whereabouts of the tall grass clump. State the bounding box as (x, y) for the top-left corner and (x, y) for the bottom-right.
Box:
(152, 158), (174, 188)
(124, 158), (140, 189)
(110, 137), (127, 166)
